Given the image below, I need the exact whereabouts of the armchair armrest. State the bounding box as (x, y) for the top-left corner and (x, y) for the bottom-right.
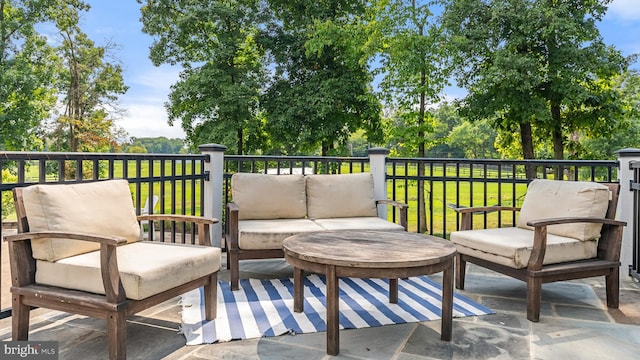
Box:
(526, 217), (626, 228)
(376, 199), (408, 230)
(450, 205), (520, 231)
(451, 205), (520, 214)
(526, 216), (627, 270)
(4, 231), (127, 246)
(4, 231), (128, 303)
(226, 203), (240, 251)
(136, 214), (218, 246)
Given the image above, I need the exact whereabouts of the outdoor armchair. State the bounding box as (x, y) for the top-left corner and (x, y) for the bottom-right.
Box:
(4, 179), (221, 360)
(450, 179), (626, 322)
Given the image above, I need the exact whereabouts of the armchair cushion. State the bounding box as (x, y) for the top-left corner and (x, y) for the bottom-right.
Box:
(21, 180), (141, 262)
(451, 227), (598, 269)
(35, 241), (221, 300)
(516, 179), (610, 241)
(238, 219), (324, 250)
(232, 173), (307, 220)
(306, 173), (377, 219)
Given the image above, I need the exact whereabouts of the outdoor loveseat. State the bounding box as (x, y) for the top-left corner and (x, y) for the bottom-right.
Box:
(225, 172), (408, 290)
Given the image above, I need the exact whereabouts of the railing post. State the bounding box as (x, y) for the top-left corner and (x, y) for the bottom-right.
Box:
(199, 144), (227, 248)
(616, 148), (640, 280)
(368, 148), (389, 218)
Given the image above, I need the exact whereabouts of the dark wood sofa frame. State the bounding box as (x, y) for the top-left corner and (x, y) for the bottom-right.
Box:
(453, 183), (626, 322)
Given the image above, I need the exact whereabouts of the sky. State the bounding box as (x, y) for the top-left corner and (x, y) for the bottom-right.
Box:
(79, 0), (640, 140)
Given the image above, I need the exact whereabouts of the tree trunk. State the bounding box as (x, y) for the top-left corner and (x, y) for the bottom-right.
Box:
(519, 121), (537, 179)
(551, 102), (564, 179)
(237, 128), (243, 155)
(416, 9), (428, 233)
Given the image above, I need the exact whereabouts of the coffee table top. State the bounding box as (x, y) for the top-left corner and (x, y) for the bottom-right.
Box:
(282, 230), (456, 268)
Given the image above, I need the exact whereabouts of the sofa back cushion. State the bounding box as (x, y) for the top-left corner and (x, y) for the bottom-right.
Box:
(306, 173), (377, 219)
(231, 173), (307, 220)
(516, 179), (610, 241)
(21, 179), (141, 262)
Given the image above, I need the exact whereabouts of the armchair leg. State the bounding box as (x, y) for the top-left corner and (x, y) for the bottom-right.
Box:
(204, 273), (218, 320)
(12, 294), (30, 341)
(107, 310), (127, 360)
(605, 268), (620, 309)
(526, 276), (542, 322)
(229, 250), (240, 291)
(455, 253), (466, 290)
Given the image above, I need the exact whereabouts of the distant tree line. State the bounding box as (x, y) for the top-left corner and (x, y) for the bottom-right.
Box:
(123, 137), (186, 154)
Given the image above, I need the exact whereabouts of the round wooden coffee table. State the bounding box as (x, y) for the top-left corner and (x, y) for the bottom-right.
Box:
(282, 230), (456, 356)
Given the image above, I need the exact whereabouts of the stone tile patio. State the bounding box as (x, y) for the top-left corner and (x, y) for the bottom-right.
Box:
(1, 253), (639, 359)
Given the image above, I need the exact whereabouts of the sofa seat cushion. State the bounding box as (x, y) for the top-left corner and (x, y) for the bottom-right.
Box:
(232, 173), (307, 220)
(238, 219), (324, 250)
(306, 173), (378, 219)
(21, 179), (141, 262)
(450, 227), (597, 269)
(313, 217), (405, 231)
(35, 241), (221, 300)
(516, 179), (610, 241)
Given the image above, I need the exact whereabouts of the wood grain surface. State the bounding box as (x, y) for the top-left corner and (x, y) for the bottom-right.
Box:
(283, 230), (455, 268)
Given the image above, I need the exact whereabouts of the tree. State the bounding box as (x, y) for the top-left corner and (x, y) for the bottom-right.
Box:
(262, 0), (383, 156)
(442, 0), (628, 177)
(48, 7), (128, 153)
(572, 68), (640, 160)
(373, 0), (449, 231)
(139, 0), (268, 155)
(448, 120), (498, 159)
(0, 0), (58, 150)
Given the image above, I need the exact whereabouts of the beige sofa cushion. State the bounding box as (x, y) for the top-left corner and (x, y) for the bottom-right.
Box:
(238, 219), (324, 250)
(451, 227), (597, 269)
(306, 173), (377, 219)
(35, 241), (221, 300)
(232, 173), (307, 220)
(516, 179), (610, 241)
(313, 217), (405, 231)
(22, 179), (141, 262)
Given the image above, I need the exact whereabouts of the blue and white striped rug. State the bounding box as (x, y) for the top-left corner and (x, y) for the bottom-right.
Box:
(180, 274), (493, 344)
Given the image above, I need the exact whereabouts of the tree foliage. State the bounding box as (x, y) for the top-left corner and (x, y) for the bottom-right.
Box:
(125, 136), (186, 154)
(1, 0), (58, 150)
(1, 0), (128, 152)
(442, 0), (629, 167)
(139, 0), (268, 154)
(262, 0), (382, 156)
(49, 23), (128, 152)
(374, 0), (449, 157)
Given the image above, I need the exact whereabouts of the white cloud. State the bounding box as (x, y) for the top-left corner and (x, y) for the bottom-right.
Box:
(118, 66), (185, 139)
(130, 66), (182, 91)
(607, 0), (640, 21)
(119, 102), (185, 139)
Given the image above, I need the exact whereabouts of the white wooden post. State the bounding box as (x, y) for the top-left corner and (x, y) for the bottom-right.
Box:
(616, 148), (640, 281)
(368, 147), (389, 218)
(199, 144), (227, 248)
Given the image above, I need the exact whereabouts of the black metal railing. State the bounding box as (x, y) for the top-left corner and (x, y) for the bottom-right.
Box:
(630, 160), (640, 281)
(0, 151), (208, 318)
